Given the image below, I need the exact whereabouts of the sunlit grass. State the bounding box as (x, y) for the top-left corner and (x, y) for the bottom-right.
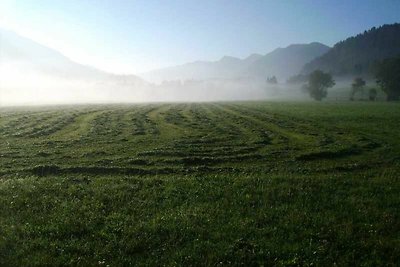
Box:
(0, 102), (399, 265)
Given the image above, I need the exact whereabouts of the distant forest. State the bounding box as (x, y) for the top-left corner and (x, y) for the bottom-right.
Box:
(301, 23), (400, 77)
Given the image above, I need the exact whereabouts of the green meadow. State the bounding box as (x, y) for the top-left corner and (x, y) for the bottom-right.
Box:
(0, 102), (399, 266)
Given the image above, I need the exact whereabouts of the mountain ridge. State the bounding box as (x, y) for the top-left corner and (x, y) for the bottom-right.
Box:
(139, 42), (330, 83)
(0, 28), (146, 84)
(301, 23), (400, 76)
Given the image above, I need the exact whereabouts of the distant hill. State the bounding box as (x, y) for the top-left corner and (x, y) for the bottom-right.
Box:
(246, 42), (330, 81)
(0, 28), (146, 85)
(301, 23), (400, 76)
(140, 43), (330, 83)
(0, 28), (148, 104)
(139, 53), (263, 84)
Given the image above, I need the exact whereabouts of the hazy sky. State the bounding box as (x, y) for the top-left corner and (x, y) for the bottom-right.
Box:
(0, 0), (399, 74)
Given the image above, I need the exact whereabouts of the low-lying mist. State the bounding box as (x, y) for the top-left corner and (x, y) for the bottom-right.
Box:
(0, 67), (309, 106)
(0, 60), (359, 106)
(0, 28), (320, 106)
(0, 28), (356, 106)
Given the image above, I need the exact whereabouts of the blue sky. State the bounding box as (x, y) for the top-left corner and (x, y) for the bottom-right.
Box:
(0, 0), (399, 74)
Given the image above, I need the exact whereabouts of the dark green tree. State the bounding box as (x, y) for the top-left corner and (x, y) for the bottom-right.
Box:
(304, 70), (335, 101)
(376, 57), (400, 101)
(350, 77), (366, 100)
(369, 88), (377, 101)
(302, 23), (400, 77)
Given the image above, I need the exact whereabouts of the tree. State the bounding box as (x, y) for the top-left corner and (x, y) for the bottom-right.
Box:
(267, 76), (278, 84)
(369, 88), (377, 101)
(376, 57), (400, 101)
(304, 70), (335, 101)
(350, 77), (366, 100)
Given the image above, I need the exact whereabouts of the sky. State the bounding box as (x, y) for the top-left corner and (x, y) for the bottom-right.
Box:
(0, 0), (399, 74)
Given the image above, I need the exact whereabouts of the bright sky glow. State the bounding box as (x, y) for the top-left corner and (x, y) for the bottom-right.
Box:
(0, 0), (399, 74)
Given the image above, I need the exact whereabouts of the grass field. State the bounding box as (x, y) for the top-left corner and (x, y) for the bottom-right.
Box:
(0, 102), (399, 266)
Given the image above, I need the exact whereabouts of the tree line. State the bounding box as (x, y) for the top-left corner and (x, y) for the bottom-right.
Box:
(301, 23), (400, 77)
(298, 56), (400, 101)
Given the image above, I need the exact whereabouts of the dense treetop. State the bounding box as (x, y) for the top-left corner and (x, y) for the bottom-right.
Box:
(301, 23), (400, 77)
(376, 56), (400, 101)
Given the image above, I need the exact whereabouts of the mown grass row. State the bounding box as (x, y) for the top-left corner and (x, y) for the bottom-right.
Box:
(0, 102), (399, 265)
(0, 103), (392, 174)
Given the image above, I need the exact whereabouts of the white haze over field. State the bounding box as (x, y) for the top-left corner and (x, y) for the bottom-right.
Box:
(0, 29), (152, 106)
(0, 28), (318, 106)
(139, 43), (330, 84)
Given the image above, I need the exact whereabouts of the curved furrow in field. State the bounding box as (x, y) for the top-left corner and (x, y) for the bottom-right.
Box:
(120, 105), (160, 137)
(118, 106), (141, 138)
(228, 103), (332, 137)
(0, 112), (47, 136)
(143, 104), (187, 139)
(228, 103), (351, 142)
(158, 103), (236, 137)
(82, 106), (142, 141)
(0, 110), (72, 138)
(143, 103), (244, 152)
(24, 112), (82, 138)
(162, 104), (193, 129)
(248, 103), (383, 149)
(206, 104), (276, 151)
(0, 110), (24, 127)
(183, 104), (220, 134)
(100, 108), (128, 138)
(180, 103), (252, 148)
(180, 103), (202, 129)
(225, 104), (383, 168)
(49, 109), (106, 140)
(228, 103), (379, 154)
(182, 104), (215, 132)
(237, 103), (349, 147)
(201, 104), (248, 138)
(218, 103), (316, 147)
(86, 110), (117, 138)
(130, 104), (268, 168)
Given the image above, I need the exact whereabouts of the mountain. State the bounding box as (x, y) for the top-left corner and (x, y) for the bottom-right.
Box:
(139, 53), (263, 84)
(301, 23), (400, 76)
(0, 28), (145, 84)
(139, 43), (329, 83)
(0, 28), (147, 105)
(246, 42), (330, 81)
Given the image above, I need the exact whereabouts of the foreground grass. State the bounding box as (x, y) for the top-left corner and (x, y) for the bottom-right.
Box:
(0, 102), (399, 265)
